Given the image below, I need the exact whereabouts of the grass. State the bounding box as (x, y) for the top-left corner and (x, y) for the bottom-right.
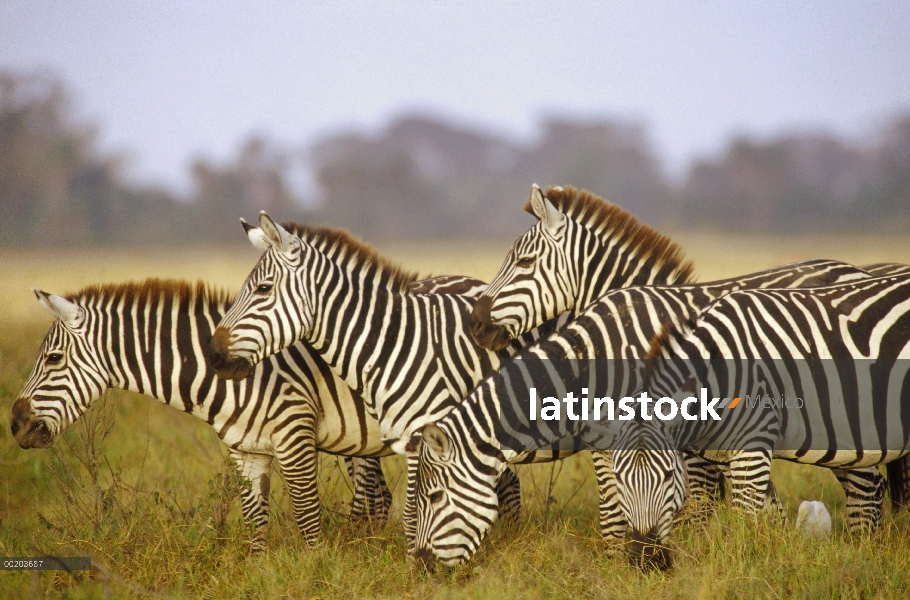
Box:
(2, 232), (910, 599)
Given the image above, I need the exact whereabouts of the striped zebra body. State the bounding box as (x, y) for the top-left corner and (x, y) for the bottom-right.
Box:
(468, 185), (895, 540)
(387, 266), (890, 568)
(10, 272), (484, 553)
(614, 273), (910, 567)
(209, 212), (696, 551)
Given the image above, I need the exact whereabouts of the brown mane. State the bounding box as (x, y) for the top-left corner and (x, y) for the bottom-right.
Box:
(524, 185), (694, 285)
(65, 278), (234, 309)
(281, 222), (420, 293)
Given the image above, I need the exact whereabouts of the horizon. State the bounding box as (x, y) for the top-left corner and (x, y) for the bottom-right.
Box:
(2, 1), (908, 195)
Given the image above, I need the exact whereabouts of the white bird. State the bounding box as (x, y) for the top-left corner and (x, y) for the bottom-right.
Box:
(796, 500), (832, 538)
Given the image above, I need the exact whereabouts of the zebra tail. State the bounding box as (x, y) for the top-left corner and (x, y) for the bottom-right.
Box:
(886, 456), (910, 512)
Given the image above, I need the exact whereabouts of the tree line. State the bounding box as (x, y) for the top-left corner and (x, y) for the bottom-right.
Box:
(1, 70), (908, 246)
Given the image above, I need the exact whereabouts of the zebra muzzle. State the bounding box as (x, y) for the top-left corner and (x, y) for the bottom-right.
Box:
(628, 527), (673, 571)
(413, 547), (437, 573)
(10, 397), (54, 449)
(209, 327), (253, 381)
(469, 297), (513, 352)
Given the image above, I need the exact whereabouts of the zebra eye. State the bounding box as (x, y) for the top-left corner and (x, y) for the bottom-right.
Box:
(428, 490), (444, 504)
(255, 283), (273, 294)
(46, 352), (64, 365)
(516, 256), (535, 268)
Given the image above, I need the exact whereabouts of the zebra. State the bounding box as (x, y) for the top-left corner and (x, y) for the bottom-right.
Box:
(207, 211), (696, 550)
(10, 272), (487, 553)
(613, 273), (910, 569)
(464, 184), (889, 538)
(382, 271), (889, 569)
(471, 184), (693, 351)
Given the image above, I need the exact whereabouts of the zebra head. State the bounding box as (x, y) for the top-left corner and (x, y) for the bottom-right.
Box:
(389, 423), (502, 570)
(211, 212), (312, 381)
(11, 290), (109, 449)
(613, 419), (686, 571)
(471, 184), (571, 351)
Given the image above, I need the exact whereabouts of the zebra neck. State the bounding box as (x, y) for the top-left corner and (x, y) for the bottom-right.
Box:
(101, 296), (228, 419)
(575, 236), (686, 312)
(304, 270), (408, 400)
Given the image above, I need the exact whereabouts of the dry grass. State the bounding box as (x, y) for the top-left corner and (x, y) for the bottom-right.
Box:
(2, 232), (910, 599)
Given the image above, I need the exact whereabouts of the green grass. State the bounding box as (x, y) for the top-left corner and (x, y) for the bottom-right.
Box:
(3, 242), (910, 598)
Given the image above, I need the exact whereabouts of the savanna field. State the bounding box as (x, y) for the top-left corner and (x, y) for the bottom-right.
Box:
(3, 232), (910, 599)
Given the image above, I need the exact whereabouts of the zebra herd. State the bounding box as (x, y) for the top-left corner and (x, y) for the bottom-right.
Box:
(11, 184), (910, 572)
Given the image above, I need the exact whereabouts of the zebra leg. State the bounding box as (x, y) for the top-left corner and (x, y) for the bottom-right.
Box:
(404, 455), (419, 555)
(591, 450), (627, 544)
(728, 450), (774, 515)
(228, 448), (273, 555)
(764, 479), (786, 521)
(495, 467), (522, 523)
(833, 467), (885, 533)
(680, 453), (725, 522)
(346, 456), (392, 526)
(274, 419), (322, 544)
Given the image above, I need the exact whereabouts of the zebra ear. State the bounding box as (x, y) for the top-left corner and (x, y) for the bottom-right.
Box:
(241, 218), (271, 250)
(33, 288), (84, 327)
(258, 211), (295, 253)
(528, 184), (565, 236)
(383, 434), (423, 456)
(421, 423), (451, 458)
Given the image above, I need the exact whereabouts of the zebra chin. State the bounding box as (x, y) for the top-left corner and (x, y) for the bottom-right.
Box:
(469, 297), (513, 351)
(628, 528), (673, 571)
(10, 398), (55, 450)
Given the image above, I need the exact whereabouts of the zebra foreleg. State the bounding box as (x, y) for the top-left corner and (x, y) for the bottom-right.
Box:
(274, 420), (322, 545)
(679, 454), (726, 523)
(592, 451), (627, 546)
(404, 455), (419, 555)
(729, 450), (775, 515)
(346, 456), (392, 526)
(495, 467), (522, 524)
(833, 467), (885, 533)
(228, 449), (274, 555)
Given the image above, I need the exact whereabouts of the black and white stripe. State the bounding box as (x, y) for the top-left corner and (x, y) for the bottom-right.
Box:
(11, 274), (482, 553)
(209, 211), (707, 552)
(614, 273), (910, 566)
(389, 263), (889, 568)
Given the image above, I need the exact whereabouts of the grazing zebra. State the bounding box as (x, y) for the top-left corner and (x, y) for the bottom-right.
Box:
(383, 269), (887, 568)
(613, 273), (910, 569)
(208, 211), (695, 550)
(466, 183), (886, 541)
(9, 272), (486, 553)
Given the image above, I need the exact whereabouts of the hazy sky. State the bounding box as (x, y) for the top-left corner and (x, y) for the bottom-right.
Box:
(2, 1), (908, 193)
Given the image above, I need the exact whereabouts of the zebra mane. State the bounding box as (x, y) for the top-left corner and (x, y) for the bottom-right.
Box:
(526, 185), (695, 285)
(280, 222), (420, 293)
(64, 278), (234, 309)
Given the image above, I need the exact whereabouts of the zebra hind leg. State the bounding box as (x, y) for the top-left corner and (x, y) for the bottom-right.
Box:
(833, 467), (885, 533)
(495, 467), (522, 524)
(591, 451), (627, 549)
(346, 456), (392, 527)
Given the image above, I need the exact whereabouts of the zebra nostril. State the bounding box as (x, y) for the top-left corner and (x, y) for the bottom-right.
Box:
(10, 397), (33, 438)
(209, 327), (231, 368)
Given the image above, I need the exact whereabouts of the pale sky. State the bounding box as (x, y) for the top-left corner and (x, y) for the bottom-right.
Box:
(2, 1), (908, 193)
